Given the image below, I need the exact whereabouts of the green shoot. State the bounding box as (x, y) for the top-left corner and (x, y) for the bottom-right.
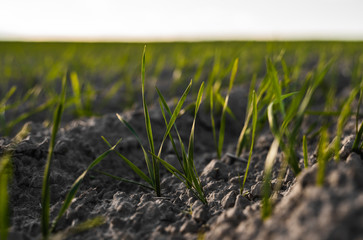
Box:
(352, 81), (363, 151)
(50, 139), (121, 232)
(334, 88), (359, 161)
(217, 58), (239, 159)
(261, 138), (280, 219)
(235, 74), (257, 157)
(316, 127), (329, 186)
(0, 154), (11, 240)
(70, 71), (84, 117)
(240, 90), (257, 194)
(303, 135), (308, 168)
(41, 74), (67, 239)
(141, 46), (160, 196)
(114, 77), (192, 196)
(156, 82), (207, 204)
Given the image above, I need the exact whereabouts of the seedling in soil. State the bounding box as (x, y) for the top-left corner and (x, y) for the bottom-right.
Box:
(239, 90), (257, 195)
(352, 80), (363, 152)
(156, 81), (207, 204)
(41, 74), (67, 239)
(303, 135), (309, 168)
(217, 58), (239, 159)
(0, 154), (11, 240)
(316, 126), (330, 186)
(102, 46), (198, 198)
(41, 75), (120, 239)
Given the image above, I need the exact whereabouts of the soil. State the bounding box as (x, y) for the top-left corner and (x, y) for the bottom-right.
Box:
(1, 85), (363, 240)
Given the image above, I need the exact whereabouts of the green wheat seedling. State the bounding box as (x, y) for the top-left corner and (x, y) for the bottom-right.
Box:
(101, 46), (194, 197)
(49, 139), (120, 234)
(334, 88), (359, 161)
(352, 80), (363, 152)
(316, 126), (330, 186)
(207, 58), (238, 159)
(41, 75), (120, 239)
(303, 135), (309, 168)
(239, 90), (258, 195)
(41, 74), (67, 239)
(261, 138), (280, 219)
(109, 79), (193, 196)
(70, 71), (84, 117)
(155, 81), (207, 204)
(261, 60), (332, 219)
(216, 58), (239, 159)
(235, 74), (258, 157)
(0, 154), (11, 240)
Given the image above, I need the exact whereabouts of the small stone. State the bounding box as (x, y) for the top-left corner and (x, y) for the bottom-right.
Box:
(234, 194), (250, 209)
(137, 201), (161, 222)
(192, 205), (210, 223)
(339, 135), (355, 160)
(346, 152), (362, 165)
(250, 182), (264, 198)
(180, 219), (199, 233)
(201, 159), (230, 181)
(221, 191), (237, 209)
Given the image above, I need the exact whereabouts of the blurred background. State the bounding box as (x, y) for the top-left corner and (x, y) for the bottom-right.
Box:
(1, 0), (363, 136)
(1, 0), (363, 41)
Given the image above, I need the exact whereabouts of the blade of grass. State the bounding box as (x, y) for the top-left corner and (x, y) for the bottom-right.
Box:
(262, 138), (280, 219)
(334, 88), (359, 161)
(240, 90), (257, 194)
(218, 58), (238, 158)
(41, 74), (67, 239)
(51, 139), (121, 232)
(236, 75), (257, 157)
(267, 58), (285, 117)
(155, 80), (192, 157)
(70, 71), (83, 116)
(141, 45), (160, 197)
(0, 154), (11, 240)
(115, 114), (155, 187)
(95, 170), (154, 190)
(303, 135), (308, 168)
(101, 136), (153, 186)
(316, 127), (329, 186)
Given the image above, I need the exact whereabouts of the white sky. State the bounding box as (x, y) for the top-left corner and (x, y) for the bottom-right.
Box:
(1, 0), (363, 41)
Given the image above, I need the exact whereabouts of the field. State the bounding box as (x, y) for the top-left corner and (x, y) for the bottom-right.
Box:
(1, 41), (363, 239)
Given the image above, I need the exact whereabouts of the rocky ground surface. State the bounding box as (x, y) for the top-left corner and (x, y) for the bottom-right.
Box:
(1, 86), (363, 240)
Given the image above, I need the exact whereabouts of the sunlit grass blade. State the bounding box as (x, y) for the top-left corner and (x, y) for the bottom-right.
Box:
(209, 84), (217, 157)
(316, 127), (329, 186)
(51, 139), (120, 232)
(262, 138), (280, 219)
(101, 136), (153, 186)
(95, 170), (154, 190)
(218, 58), (238, 158)
(155, 80), (192, 156)
(236, 75), (257, 157)
(240, 90), (257, 194)
(141, 45), (160, 197)
(51, 216), (105, 240)
(6, 98), (56, 135)
(70, 71), (84, 116)
(334, 88), (358, 161)
(187, 82), (207, 204)
(267, 58), (285, 117)
(303, 135), (308, 168)
(116, 114), (155, 187)
(352, 82), (363, 151)
(0, 154), (11, 240)
(41, 74), (67, 239)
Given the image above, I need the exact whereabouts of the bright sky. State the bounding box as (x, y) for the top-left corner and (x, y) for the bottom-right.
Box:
(1, 0), (363, 41)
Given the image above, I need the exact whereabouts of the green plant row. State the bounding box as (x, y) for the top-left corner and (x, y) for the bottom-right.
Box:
(1, 45), (363, 240)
